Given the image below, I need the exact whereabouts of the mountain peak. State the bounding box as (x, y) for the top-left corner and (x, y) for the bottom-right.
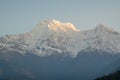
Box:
(36, 19), (80, 32)
(49, 19), (80, 32)
(94, 24), (115, 33)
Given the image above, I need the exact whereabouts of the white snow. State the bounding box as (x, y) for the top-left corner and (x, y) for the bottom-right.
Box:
(0, 19), (120, 57)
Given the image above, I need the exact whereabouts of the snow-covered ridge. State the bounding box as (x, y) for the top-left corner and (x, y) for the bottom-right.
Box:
(33, 19), (80, 32)
(0, 19), (120, 57)
(48, 19), (80, 32)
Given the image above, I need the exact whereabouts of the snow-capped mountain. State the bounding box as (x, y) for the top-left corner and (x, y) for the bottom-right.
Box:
(0, 19), (120, 57)
(0, 19), (120, 80)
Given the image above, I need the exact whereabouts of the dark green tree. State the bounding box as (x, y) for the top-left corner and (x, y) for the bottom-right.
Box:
(95, 70), (120, 80)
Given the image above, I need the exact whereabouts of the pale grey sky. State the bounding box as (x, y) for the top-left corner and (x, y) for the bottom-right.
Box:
(0, 0), (120, 36)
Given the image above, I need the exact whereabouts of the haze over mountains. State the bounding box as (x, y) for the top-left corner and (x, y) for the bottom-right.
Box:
(0, 19), (120, 80)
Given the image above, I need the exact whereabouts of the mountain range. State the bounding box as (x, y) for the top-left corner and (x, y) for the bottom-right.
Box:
(0, 19), (120, 80)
